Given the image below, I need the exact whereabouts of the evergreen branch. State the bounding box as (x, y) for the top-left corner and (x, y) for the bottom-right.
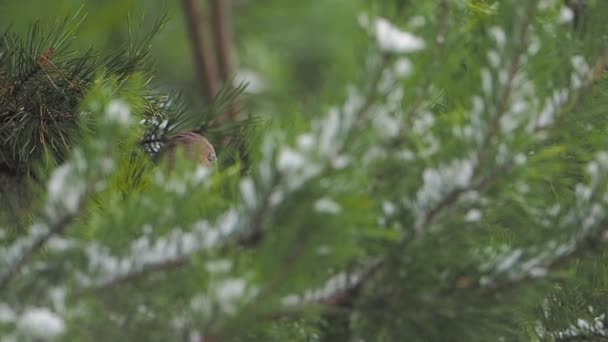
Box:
(80, 255), (191, 294)
(472, 0), (536, 178)
(481, 223), (608, 295)
(315, 259), (384, 307)
(80, 175), (281, 294)
(402, 0), (450, 122)
(139, 84), (246, 159)
(181, 0), (221, 103)
(419, 161), (514, 231)
(260, 55), (397, 311)
(0, 196), (87, 291)
(236, 175), (281, 248)
(530, 48), (608, 134)
(314, 165), (514, 308)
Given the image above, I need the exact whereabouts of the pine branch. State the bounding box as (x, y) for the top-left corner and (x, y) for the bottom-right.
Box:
(418, 160), (514, 232)
(81, 256), (190, 294)
(80, 175), (281, 294)
(482, 224), (608, 295)
(530, 48), (608, 133)
(473, 0), (536, 178)
(0, 197), (86, 291)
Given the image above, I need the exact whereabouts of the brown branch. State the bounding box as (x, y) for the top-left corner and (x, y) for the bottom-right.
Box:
(210, 0), (236, 82)
(210, 0), (242, 124)
(587, 48), (608, 86)
(182, 0), (221, 103)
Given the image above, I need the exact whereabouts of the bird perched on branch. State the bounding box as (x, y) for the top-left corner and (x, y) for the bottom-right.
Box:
(163, 132), (216, 169)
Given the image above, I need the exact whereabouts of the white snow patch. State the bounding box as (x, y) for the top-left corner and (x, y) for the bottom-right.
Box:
(394, 58), (413, 77)
(240, 178), (257, 209)
(489, 27), (507, 48)
(374, 17), (425, 53)
(481, 68), (493, 95)
(495, 249), (523, 273)
(192, 165), (212, 184)
(374, 112), (401, 138)
(18, 308), (65, 339)
(297, 133), (315, 151)
(465, 209), (482, 222)
(47, 163), (85, 215)
(528, 35), (541, 55)
(315, 197), (342, 214)
(216, 278), (247, 314)
(46, 237), (73, 252)
(408, 16), (426, 28)
(412, 111), (435, 134)
(331, 155), (351, 170)
(82, 209), (240, 287)
(235, 69), (265, 94)
(571, 55), (589, 88)
(413, 158), (474, 225)
(281, 294), (300, 306)
(277, 148), (307, 172)
(383, 201), (397, 216)
(0, 303), (15, 323)
(49, 287), (67, 313)
(106, 99), (132, 126)
(560, 6), (574, 23)
(487, 50), (501, 68)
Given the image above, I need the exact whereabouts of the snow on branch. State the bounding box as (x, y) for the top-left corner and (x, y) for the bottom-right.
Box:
(478, 151), (608, 292)
(358, 15), (425, 54)
(281, 259), (383, 307)
(79, 209), (240, 290)
(541, 312), (608, 340)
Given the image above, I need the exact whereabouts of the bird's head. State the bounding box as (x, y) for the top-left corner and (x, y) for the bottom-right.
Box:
(164, 132), (216, 168)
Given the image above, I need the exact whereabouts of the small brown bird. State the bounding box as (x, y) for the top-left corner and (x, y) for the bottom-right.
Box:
(163, 132), (216, 169)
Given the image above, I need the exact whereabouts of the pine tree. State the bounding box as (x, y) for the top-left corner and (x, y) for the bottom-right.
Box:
(1, 0), (608, 341)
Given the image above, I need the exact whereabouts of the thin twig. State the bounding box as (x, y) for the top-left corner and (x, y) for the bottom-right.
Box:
(210, 0), (235, 82)
(181, 0), (221, 102)
(210, 0), (240, 123)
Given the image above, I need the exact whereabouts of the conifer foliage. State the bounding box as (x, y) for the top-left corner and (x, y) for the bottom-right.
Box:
(1, 0), (608, 340)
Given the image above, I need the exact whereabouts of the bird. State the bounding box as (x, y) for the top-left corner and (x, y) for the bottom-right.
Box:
(163, 132), (216, 169)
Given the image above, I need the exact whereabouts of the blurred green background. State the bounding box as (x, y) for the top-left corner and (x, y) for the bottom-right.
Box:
(0, 0), (368, 122)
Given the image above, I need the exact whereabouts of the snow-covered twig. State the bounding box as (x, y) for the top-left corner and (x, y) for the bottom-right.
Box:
(0, 212), (79, 291)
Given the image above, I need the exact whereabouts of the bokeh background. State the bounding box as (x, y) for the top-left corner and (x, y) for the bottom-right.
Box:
(0, 0), (368, 124)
